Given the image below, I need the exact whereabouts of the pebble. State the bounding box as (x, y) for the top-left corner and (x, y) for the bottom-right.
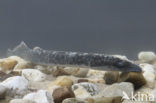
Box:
(104, 71), (119, 84)
(87, 70), (105, 83)
(151, 89), (156, 102)
(9, 56), (35, 72)
(1, 76), (28, 97)
(72, 82), (98, 99)
(118, 72), (146, 89)
(77, 79), (89, 83)
(0, 71), (13, 82)
(52, 87), (75, 103)
(139, 63), (155, 88)
(51, 66), (89, 77)
(138, 51), (156, 63)
(63, 67), (89, 77)
(0, 58), (17, 73)
(87, 70), (105, 78)
(87, 96), (122, 103)
(140, 63), (155, 74)
(135, 87), (153, 101)
(143, 71), (155, 88)
(23, 90), (54, 103)
(10, 99), (35, 103)
(0, 85), (7, 99)
(48, 76), (73, 88)
(22, 69), (46, 82)
(0, 54), (156, 103)
(100, 82), (133, 98)
(62, 98), (87, 103)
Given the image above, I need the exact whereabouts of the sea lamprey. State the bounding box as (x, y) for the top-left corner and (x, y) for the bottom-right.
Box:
(8, 42), (142, 72)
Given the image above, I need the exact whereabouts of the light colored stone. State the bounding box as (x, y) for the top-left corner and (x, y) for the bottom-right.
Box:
(72, 82), (98, 99)
(1, 76), (28, 96)
(0, 84), (7, 99)
(87, 69), (105, 78)
(87, 69), (105, 83)
(8, 56), (25, 64)
(140, 63), (155, 74)
(123, 100), (151, 103)
(138, 51), (156, 63)
(135, 87), (153, 101)
(10, 99), (35, 103)
(89, 96), (122, 103)
(0, 58), (17, 73)
(9, 56), (34, 72)
(22, 69), (46, 82)
(63, 67), (89, 77)
(23, 90), (54, 103)
(140, 63), (155, 88)
(35, 65), (49, 74)
(28, 80), (55, 91)
(37, 65), (89, 77)
(100, 82), (134, 98)
(143, 72), (155, 88)
(48, 76), (73, 88)
(150, 89), (156, 102)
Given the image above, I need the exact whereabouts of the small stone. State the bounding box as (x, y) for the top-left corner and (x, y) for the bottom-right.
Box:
(47, 66), (67, 76)
(34, 65), (49, 74)
(0, 71), (13, 81)
(23, 90), (54, 103)
(0, 58), (17, 73)
(1, 76), (28, 97)
(104, 71), (119, 84)
(143, 71), (155, 88)
(87, 70), (105, 83)
(87, 70), (105, 78)
(9, 56), (35, 72)
(63, 67), (89, 77)
(72, 83), (98, 99)
(22, 69), (46, 82)
(77, 79), (89, 83)
(93, 96), (122, 103)
(0, 84), (7, 99)
(39, 66), (89, 77)
(52, 87), (75, 103)
(10, 99), (35, 103)
(151, 89), (156, 102)
(135, 87), (153, 101)
(139, 64), (155, 88)
(48, 76), (73, 88)
(62, 98), (87, 103)
(100, 82), (133, 98)
(138, 51), (156, 63)
(118, 72), (146, 89)
(140, 63), (155, 74)
(14, 62), (34, 71)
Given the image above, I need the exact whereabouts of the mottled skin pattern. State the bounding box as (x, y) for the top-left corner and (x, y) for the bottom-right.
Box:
(8, 42), (142, 72)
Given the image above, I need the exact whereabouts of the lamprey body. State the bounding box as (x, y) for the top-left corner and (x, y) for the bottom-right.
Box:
(8, 42), (142, 72)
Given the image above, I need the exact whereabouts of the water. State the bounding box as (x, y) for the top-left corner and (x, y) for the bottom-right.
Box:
(0, 1), (156, 59)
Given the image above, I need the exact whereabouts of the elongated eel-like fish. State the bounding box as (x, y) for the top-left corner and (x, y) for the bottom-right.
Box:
(7, 42), (142, 72)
